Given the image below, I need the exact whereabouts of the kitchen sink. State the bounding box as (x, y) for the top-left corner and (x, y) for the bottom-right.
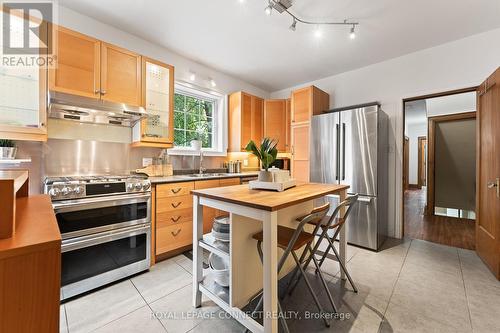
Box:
(182, 173), (231, 178)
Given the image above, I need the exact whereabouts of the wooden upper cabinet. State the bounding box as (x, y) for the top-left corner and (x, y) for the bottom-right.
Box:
(291, 124), (310, 182)
(101, 43), (142, 107)
(291, 86), (329, 123)
(228, 91), (264, 152)
(264, 99), (287, 152)
(286, 98), (291, 152)
(50, 27), (100, 99)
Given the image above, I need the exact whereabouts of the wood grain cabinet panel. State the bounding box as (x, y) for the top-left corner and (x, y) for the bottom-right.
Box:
(157, 208), (193, 227)
(156, 195), (193, 213)
(291, 124), (310, 182)
(49, 26), (100, 99)
(156, 182), (194, 198)
(195, 180), (221, 234)
(156, 222), (193, 254)
(264, 99), (287, 152)
(101, 43), (142, 107)
(228, 91), (264, 151)
(291, 87), (312, 123)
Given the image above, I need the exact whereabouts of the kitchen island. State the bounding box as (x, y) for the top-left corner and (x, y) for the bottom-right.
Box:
(191, 182), (349, 333)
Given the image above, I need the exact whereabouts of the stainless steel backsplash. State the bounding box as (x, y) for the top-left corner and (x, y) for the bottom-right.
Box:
(1, 139), (226, 194)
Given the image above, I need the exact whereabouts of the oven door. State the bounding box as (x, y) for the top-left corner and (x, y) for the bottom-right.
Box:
(53, 193), (151, 239)
(61, 223), (151, 300)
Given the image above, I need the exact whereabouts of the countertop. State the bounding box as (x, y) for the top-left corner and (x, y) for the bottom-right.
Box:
(191, 183), (350, 211)
(149, 171), (259, 184)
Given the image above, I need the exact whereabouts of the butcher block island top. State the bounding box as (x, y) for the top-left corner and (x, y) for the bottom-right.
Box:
(191, 182), (350, 211)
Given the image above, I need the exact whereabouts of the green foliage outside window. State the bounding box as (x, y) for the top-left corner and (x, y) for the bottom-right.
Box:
(174, 92), (215, 148)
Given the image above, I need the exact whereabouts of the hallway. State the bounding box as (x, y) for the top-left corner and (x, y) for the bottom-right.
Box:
(404, 188), (476, 249)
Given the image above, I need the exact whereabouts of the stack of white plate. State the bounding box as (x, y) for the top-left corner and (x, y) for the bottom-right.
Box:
(212, 215), (230, 242)
(208, 253), (230, 287)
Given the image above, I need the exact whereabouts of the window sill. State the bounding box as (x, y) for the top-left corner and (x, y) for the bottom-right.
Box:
(167, 149), (227, 157)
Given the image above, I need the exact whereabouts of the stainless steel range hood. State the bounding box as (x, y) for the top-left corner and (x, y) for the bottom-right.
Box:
(48, 91), (147, 127)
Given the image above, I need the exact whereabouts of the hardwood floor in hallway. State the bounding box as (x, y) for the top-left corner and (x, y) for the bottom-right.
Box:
(404, 188), (476, 250)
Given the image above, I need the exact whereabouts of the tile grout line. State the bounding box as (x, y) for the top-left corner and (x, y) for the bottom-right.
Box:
(62, 303), (70, 333)
(129, 278), (170, 333)
(457, 249), (475, 333)
(377, 239), (412, 333)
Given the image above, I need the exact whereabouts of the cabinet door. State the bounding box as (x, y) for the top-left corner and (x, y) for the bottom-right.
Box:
(138, 58), (174, 145)
(251, 96), (264, 145)
(240, 92), (252, 150)
(286, 98), (291, 152)
(264, 99), (286, 151)
(49, 27), (100, 99)
(291, 124), (310, 182)
(0, 13), (47, 140)
(101, 43), (142, 106)
(194, 180), (220, 234)
(291, 87), (311, 123)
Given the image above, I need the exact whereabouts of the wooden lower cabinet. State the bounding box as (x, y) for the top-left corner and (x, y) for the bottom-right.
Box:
(154, 178), (241, 258)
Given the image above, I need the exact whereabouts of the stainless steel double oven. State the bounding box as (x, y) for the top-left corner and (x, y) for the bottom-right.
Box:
(46, 176), (152, 300)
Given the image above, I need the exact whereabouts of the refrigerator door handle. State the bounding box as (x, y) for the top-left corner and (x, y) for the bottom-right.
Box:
(336, 123), (340, 180)
(358, 196), (373, 204)
(342, 122), (346, 180)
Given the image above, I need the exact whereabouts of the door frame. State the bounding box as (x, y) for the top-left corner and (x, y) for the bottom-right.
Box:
(417, 136), (427, 187)
(401, 86), (478, 237)
(403, 136), (410, 191)
(427, 112), (476, 216)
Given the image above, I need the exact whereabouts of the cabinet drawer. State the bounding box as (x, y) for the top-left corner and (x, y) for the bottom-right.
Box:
(156, 222), (192, 254)
(157, 195), (192, 212)
(194, 179), (220, 189)
(157, 208), (192, 227)
(219, 177), (241, 187)
(157, 182), (194, 198)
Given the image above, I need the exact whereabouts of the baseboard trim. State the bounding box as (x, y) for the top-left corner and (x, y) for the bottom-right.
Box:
(408, 184), (421, 189)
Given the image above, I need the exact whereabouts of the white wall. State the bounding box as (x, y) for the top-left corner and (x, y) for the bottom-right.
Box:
(271, 28), (500, 238)
(406, 123), (427, 185)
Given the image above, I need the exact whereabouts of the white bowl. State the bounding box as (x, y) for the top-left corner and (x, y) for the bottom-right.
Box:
(208, 253), (230, 287)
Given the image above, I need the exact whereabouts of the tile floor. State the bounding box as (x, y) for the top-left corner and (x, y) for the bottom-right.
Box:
(60, 238), (500, 333)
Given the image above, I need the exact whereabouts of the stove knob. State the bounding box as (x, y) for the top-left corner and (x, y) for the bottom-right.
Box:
(74, 186), (84, 195)
(134, 183), (143, 190)
(127, 183), (135, 191)
(61, 187), (72, 196)
(49, 188), (60, 197)
(142, 182), (151, 190)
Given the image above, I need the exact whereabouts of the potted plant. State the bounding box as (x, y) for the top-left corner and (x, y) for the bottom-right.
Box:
(0, 139), (17, 160)
(245, 137), (278, 182)
(190, 123), (207, 151)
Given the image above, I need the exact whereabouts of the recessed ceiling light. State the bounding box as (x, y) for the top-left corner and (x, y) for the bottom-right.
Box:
(210, 79), (217, 87)
(238, 0), (246, 3)
(189, 73), (196, 81)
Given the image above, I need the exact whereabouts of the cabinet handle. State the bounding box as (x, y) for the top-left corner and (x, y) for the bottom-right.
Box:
(171, 229), (181, 237)
(40, 122), (45, 127)
(100, 90), (107, 95)
(171, 188), (182, 194)
(94, 89), (100, 94)
(171, 202), (182, 208)
(171, 216), (181, 223)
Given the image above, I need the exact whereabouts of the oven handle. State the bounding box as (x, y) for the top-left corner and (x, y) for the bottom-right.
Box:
(53, 193), (151, 212)
(61, 223), (150, 253)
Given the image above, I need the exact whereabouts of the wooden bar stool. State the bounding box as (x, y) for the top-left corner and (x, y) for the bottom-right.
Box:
(249, 203), (332, 332)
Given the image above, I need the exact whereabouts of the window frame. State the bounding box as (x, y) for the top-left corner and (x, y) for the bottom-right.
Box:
(168, 83), (227, 156)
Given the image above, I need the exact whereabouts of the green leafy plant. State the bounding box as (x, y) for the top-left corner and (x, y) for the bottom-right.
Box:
(0, 139), (15, 148)
(245, 137), (278, 171)
(193, 123), (208, 141)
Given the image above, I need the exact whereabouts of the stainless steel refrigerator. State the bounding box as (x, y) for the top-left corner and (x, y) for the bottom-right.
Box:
(310, 102), (388, 250)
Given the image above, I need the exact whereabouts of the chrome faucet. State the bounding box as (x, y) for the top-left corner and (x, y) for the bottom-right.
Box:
(199, 150), (206, 175)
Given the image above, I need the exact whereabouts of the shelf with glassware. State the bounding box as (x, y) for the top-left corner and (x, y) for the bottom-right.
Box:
(132, 58), (174, 148)
(0, 14), (48, 142)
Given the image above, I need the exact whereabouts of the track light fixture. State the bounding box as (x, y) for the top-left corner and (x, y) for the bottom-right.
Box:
(289, 17), (297, 31)
(265, 0), (359, 39)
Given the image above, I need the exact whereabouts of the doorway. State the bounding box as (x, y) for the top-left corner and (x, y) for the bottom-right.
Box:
(402, 88), (477, 249)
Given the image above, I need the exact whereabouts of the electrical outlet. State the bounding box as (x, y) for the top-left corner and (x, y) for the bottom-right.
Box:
(142, 158), (153, 167)
(243, 159), (249, 167)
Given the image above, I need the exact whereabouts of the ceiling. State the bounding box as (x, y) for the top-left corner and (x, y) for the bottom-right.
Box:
(59, 0), (500, 92)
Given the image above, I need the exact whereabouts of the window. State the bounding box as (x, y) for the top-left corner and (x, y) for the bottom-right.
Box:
(174, 91), (215, 148)
(169, 84), (227, 155)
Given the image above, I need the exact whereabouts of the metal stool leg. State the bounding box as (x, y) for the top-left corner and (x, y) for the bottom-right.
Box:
(326, 236), (358, 292)
(291, 251), (330, 327)
(308, 249), (338, 313)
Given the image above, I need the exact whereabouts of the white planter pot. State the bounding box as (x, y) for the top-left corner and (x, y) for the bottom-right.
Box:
(0, 147), (17, 160)
(258, 170), (273, 182)
(190, 140), (202, 151)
